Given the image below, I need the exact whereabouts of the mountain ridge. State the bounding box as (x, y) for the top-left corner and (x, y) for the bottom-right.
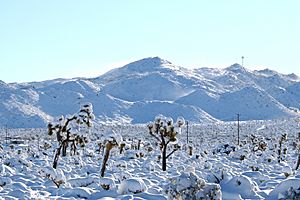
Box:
(1, 57), (300, 128)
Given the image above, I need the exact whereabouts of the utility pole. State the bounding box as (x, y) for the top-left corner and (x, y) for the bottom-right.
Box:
(186, 121), (189, 146)
(37, 134), (40, 152)
(5, 124), (8, 144)
(237, 114), (240, 146)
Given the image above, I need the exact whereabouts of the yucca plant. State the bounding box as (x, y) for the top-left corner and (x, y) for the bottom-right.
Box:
(147, 115), (185, 171)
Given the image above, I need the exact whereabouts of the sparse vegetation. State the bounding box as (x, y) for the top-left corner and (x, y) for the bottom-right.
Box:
(1, 117), (300, 199)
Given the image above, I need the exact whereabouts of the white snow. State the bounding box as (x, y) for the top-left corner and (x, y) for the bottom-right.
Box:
(0, 118), (299, 199)
(1, 57), (300, 128)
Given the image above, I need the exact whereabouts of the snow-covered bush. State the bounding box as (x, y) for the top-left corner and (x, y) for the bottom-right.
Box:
(213, 144), (236, 155)
(221, 175), (263, 199)
(117, 178), (147, 194)
(38, 166), (66, 188)
(234, 147), (250, 161)
(113, 160), (127, 170)
(281, 163), (293, 178)
(114, 170), (133, 182)
(68, 177), (97, 188)
(165, 172), (222, 200)
(99, 177), (116, 190)
(59, 187), (95, 199)
(242, 171), (269, 186)
(0, 177), (12, 187)
(278, 186), (300, 200)
(268, 178), (300, 200)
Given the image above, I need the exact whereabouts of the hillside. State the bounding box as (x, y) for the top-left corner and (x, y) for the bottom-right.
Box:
(1, 57), (299, 128)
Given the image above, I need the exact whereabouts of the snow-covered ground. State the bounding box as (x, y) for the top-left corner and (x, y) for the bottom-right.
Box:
(1, 118), (300, 199)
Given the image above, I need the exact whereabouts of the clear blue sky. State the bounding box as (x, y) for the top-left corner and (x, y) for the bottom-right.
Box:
(1, 0), (299, 83)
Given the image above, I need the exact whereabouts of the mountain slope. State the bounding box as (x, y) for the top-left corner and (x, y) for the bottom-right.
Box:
(176, 86), (296, 121)
(1, 57), (300, 128)
(126, 101), (217, 124)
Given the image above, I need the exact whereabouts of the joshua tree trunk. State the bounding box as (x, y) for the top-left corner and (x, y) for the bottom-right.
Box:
(62, 141), (68, 157)
(137, 139), (141, 150)
(278, 141), (282, 163)
(53, 145), (62, 169)
(162, 145), (167, 171)
(296, 154), (300, 170)
(100, 142), (115, 177)
(70, 140), (76, 156)
(296, 133), (300, 170)
(120, 143), (125, 154)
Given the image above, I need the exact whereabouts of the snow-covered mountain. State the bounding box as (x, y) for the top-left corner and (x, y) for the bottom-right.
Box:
(1, 57), (300, 128)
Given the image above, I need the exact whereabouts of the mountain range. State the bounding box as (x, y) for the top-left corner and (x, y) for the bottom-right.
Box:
(1, 57), (300, 128)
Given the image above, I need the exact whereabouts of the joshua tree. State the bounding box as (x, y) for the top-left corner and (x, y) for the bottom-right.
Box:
(147, 115), (185, 171)
(100, 137), (118, 177)
(295, 132), (300, 170)
(277, 133), (287, 163)
(188, 145), (193, 156)
(119, 142), (126, 154)
(249, 134), (268, 152)
(48, 103), (94, 169)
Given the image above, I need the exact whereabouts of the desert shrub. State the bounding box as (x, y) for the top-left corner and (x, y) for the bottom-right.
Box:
(165, 172), (222, 200)
(213, 144), (236, 155)
(117, 178), (147, 194)
(38, 166), (66, 188)
(279, 186), (300, 200)
(268, 178), (300, 200)
(99, 177), (116, 190)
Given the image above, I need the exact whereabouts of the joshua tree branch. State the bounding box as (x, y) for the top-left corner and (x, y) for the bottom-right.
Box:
(166, 148), (179, 159)
(62, 116), (77, 133)
(160, 131), (166, 146)
(166, 139), (171, 146)
(149, 132), (161, 142)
